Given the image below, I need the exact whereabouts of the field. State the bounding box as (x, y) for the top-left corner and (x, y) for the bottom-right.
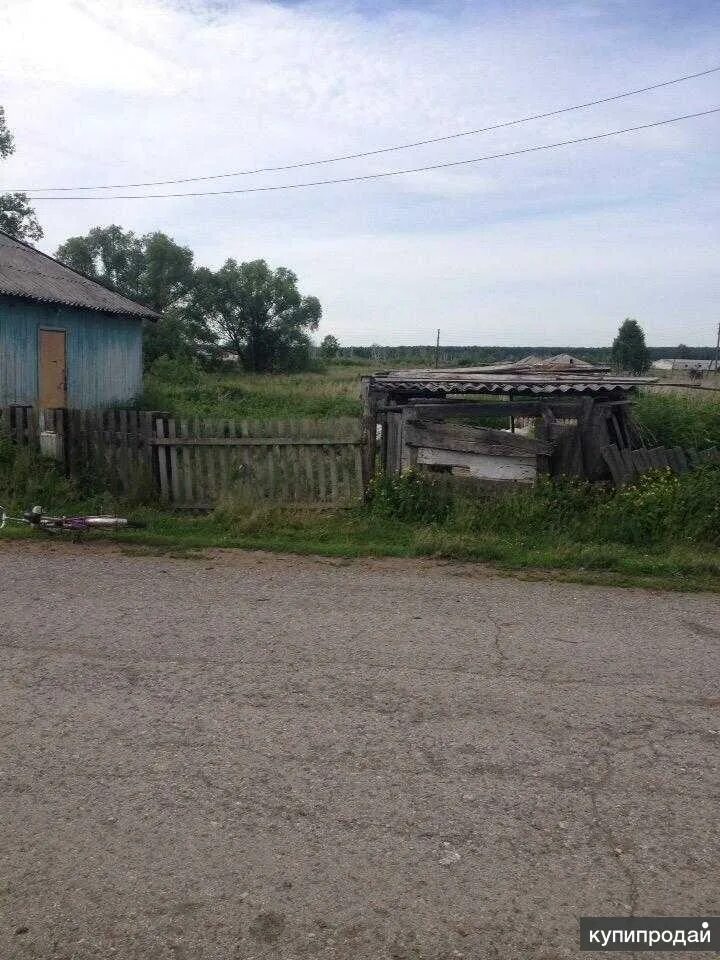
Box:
(140, 358), (373, 420)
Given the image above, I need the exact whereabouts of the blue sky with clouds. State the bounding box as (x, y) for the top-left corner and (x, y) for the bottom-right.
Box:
(1, 0), (719, 346)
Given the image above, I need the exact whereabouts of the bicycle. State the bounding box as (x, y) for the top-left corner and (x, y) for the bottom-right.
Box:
(0, 504), (147, 537)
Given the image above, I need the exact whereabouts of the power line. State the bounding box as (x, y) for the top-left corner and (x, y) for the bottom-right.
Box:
(26, 107), (720, 201)
(10, 64), (720, 193)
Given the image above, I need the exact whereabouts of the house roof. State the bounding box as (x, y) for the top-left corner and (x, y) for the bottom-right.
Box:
(368, 354), (656, 398)
(0, 231), (159, 320)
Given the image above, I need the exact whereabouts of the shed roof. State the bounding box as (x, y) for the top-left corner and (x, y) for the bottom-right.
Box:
(0, 231), (159, 320)
(368, 353), (655, 397)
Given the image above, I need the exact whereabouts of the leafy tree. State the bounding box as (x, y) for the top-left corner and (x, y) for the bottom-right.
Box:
(56, 225), (194, 312)
(194, 259), (321, 372)
(611, 318), (650, 374)
(56, 225), (210, 365)
(320, 334), (339, 359)
(0, 106), (43, 242)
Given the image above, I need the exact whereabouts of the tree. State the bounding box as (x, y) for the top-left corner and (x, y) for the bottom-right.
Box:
(320, 334), (339, 359)
(56, 226), (194, 312)
(0, 106), (43, 242)
(611, 318), (650, 374)
(194, 259), (321, 372)
(56, 225), (209, 365)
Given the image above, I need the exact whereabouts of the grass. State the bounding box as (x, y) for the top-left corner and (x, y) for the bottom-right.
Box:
(3, 502), (719, 593)
(635, 391), (720, 450)
(139, 358), (371, 421)
(2, 453), (720, 593)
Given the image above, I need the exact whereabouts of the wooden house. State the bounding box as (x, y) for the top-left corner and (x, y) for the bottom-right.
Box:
(0, 231), (158, 408)
(361, 355), (657, 489)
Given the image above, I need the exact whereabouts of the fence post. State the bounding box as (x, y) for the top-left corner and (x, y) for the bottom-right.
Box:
(155, 417), (171, 503)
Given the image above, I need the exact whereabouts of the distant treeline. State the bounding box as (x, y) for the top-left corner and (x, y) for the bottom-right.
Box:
(337, 345), (716, 366)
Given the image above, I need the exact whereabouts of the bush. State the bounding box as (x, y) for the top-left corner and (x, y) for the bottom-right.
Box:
(596, 465), (720, 546)
(0, 434), (78, 510)
(367, 470), (453, 524)
(376, 465), (720, 550)
(148, 356), (204, 387)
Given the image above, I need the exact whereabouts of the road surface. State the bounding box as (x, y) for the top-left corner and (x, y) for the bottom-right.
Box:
(0, 542), (718, 959)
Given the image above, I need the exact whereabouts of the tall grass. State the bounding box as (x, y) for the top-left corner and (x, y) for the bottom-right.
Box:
(0, 433), (78, 510)
(139, 358), (370, 420)
(635, 392), (720, 450)
(368, 467), (720, 549)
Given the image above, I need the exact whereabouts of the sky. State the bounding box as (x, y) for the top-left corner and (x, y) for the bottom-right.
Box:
(1, 0), (719, 346)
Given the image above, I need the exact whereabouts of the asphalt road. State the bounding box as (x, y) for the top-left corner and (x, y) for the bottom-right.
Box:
(0, 542), (718, 959)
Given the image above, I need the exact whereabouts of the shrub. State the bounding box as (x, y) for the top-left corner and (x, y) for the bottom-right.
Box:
(367, 470), (453, 524)
(0, 434), (78, 510)
(148, 356), (204, 387)
(596, 465), (720, 546)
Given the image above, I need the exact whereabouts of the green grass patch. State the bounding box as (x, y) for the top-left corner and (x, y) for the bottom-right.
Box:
(138, 358), (371, 420)
(2, 468), (720, 594)
(635, 391), (720, 450)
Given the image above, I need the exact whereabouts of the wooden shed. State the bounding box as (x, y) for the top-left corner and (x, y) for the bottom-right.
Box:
(0, 231), (158, 408)
(360, 355), (656, 489)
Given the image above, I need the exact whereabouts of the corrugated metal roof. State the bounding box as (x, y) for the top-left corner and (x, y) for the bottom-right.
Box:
(369, 357), (656, 396)
(0, 231), (159, 320)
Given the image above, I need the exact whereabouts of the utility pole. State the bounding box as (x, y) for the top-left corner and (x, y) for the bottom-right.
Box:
(435, 328), (440, 368)
(714, 322), (720, 374)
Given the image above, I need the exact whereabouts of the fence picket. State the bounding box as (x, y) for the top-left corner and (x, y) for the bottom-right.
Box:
(7, 408), (362, 508)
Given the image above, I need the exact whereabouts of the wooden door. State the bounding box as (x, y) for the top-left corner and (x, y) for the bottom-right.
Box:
(38, 329), (67, 408)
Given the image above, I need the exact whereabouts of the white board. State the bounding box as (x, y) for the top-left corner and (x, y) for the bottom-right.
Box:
(416, 447), (537, 482)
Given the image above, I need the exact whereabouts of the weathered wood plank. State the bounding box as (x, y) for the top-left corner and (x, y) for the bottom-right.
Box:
(167, 418), (181, 503)
(405, 419), (552, 457)
(404, 401), (584, 419)
(602, 444), (620, 485)
(203, 420), (218, 502)
(179, 419), (194, 504)
(155, 418), (170, 502)
(151, 436), (360, 447)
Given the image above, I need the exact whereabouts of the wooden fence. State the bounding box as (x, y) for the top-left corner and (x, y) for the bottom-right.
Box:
(0, 406), (362, 507)
(602, 443), (720, 486)
(153, 417), (362, 507)
(0, 405), (37, 446)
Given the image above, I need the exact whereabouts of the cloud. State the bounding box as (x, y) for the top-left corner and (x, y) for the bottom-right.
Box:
(0, 0), (718, 344)
(0, 0), (193, 93)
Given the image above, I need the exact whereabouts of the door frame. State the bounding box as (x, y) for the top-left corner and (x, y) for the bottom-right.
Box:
(37, 326), (69, 408)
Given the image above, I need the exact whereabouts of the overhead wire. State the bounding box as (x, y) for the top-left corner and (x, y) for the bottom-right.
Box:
(22, 106), (720, 201)
(8, 63), (720, 193)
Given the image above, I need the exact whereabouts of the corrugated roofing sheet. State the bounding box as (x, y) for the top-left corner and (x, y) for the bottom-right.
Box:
(369, 357), (656, 396)
(0, 231), (159, 320)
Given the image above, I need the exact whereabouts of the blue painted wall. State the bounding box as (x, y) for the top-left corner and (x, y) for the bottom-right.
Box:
(0, 296), (143, 407)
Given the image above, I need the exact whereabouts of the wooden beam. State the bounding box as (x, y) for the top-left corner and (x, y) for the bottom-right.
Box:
(405, 419), (552, 457)
(392, 401), (583, 419)
(152, 437), (360, 447)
